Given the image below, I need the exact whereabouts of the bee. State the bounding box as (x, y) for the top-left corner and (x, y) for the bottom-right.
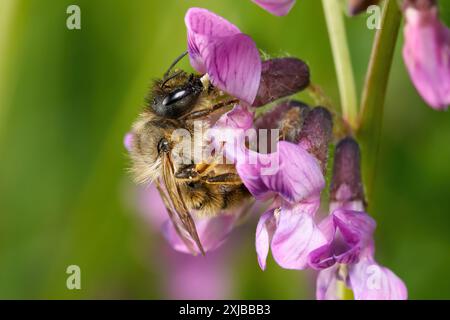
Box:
(127, 52), (311, 254)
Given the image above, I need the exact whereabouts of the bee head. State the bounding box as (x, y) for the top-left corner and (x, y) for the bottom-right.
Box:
(150, 71), (204, 119)
(128, 115), (179, 183)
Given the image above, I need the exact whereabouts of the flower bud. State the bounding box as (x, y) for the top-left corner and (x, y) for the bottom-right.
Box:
(402, 0), (450, 110)
(255, 100), (311, 131)
(253, 58), (310, 107)
(330, 137), (365, 205)
(298, 107), (333, 173)
(348, 0), (380, 16)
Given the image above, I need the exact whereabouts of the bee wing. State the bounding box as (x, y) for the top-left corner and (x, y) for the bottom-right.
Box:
(160, 154), (206, 255)
(154, 180), (198, 254)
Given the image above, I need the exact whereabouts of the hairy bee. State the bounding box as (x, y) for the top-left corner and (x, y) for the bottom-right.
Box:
(127, 52), (311, 254)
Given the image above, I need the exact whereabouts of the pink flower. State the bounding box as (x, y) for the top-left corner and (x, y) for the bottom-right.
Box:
(402, 1), (450, 110)
(256, 198), (327, 270)
(309, 208), (376, 269)
(219, 104), (332, 270)
(314, 138), (407, 300)
(212, 104), (328, 270)
(185, 8), (261, 104)
(251, 0), (296, 16)
(316, 255), (408, 300)
(314, 210), (408, 300)
(236, 141), (325, 204)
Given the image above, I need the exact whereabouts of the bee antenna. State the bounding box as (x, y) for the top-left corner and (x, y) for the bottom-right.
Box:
(163, 50), (188, 79)
(161, 70), (184, 88)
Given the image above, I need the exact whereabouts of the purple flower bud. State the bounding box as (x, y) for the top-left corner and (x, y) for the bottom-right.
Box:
(251, 0), (296, 16)
(254, 100), (310, 131)
(330, 137), (365, 207)
(298, 107), (333, 173)
(402, 0), (450, 110)
(348, 0), (380, 16)
(252, 58), (310, 107)
(313, 140), (408, 300)
(254, 100), (310, 150)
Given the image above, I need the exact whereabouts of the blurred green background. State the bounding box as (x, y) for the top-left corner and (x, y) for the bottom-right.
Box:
(0, 0), (449, 299)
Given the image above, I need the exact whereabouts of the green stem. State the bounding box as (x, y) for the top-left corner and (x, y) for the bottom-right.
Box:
(357, 0), (402, 205)
(0, 0), (18, 142)
(322, 0), (358, 130)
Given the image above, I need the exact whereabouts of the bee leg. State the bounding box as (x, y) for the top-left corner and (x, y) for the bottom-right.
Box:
(174, 163), (215, 183)
(204, 173), (242, 185)
(174, 164), (200, 181)
(181, 99), (239, 120)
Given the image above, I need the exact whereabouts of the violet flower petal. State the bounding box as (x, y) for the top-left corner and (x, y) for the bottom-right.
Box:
(316, 265), (340, 300)
(271, 202), (327, 270)
(210, 104), (255, 164)
(403, 6), (450, 110)
(214, 105), (325, 203)
(348, 257), (408, 300)
(255, 210), (277, 270)
(259, 141), (325, 203)
(185, 7), (240, 73)
(162, 214), (237, 254)
(237, 141), (325, 203)
(214, 103), (254, 131)
(309, 209), (376, 269)
(251, 0), (296, 16)
(235, 159), (269, 200)
(185, 8), (261, 104)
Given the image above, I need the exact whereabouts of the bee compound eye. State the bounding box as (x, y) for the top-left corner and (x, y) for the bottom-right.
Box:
(152, 79), (201, 119)
(162, 89), (188, 106)
(157, 138), (170, 153)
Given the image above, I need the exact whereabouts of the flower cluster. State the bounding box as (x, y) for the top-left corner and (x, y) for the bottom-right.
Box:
(313, 138), (407, 299)
(126, 4), (415, 300)
(183, 7), (407, 299)
(190, 0), (449, 110)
